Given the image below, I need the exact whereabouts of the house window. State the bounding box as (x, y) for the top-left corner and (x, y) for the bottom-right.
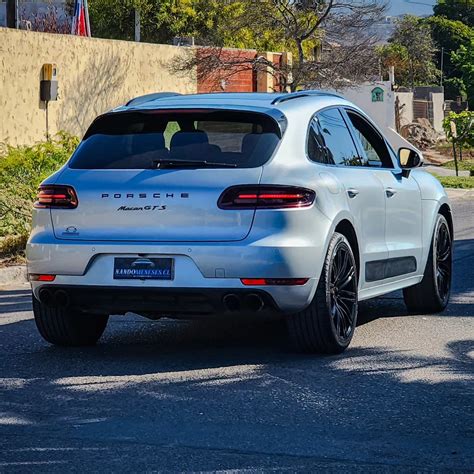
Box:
(371, 87), (384, 102)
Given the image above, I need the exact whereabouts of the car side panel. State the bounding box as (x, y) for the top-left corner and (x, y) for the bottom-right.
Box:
(411, 169), (452, 273)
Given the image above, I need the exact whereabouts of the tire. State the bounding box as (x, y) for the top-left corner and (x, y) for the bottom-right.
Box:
(403, 214), (452, 314)
(33, 295), (109, 346)
(287, 232), (358, 354)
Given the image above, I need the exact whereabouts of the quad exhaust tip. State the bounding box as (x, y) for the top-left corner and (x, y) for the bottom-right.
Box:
(38, 288), (70, 308)
(244, 293), (264, 312)
(223, 293), (265, 312)
(38, 288), (53, 306)
(54, 289), (70, 308)
(223, 294), (240, 312)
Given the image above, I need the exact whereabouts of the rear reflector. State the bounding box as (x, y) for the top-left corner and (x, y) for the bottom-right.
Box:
(218, 185), (315, 210)
(241, 278), (309, 286)
(34, 185), (78, 209)
(29, 274), (56, 282)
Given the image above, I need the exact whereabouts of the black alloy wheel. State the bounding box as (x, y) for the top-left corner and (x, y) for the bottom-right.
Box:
(435, 219), (452, 305)
(328, 240), (357, 343)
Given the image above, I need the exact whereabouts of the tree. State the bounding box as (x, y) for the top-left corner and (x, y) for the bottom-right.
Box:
(451, 39), (474, 105)
(173, 0), (388, 91)
(433, 0), (474, 27)
(425, 16), (474, 99)
(388, 15), (439, 88)
(443, 111), (474, 174)
(377, 43), (409, 83)
(85, 0), (244, 44)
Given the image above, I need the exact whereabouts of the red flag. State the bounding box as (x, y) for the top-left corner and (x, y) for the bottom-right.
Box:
(71, 0), (91, 36)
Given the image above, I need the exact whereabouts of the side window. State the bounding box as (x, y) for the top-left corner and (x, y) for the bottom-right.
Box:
(307, 117), (329, 164)
(345, 111), (393, 168)
(309, 108), (362, 166)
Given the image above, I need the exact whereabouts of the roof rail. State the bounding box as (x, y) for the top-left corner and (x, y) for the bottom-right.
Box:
(271, 90), (343, 105)
(126, 92), (182, 107)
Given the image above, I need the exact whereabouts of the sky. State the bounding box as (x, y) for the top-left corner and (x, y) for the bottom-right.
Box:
(387, 0), (437, 16)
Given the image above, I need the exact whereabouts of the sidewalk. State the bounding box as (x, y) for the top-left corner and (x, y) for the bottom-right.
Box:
(423, 164), (470, 177)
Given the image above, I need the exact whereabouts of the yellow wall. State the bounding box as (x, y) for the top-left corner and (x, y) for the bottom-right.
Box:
(0, 28), (197, 146)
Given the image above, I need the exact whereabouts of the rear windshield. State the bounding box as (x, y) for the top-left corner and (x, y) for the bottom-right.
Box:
(69, 110), (281, 169)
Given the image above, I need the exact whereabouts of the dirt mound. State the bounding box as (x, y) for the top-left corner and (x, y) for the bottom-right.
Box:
(400, 119), (440, 150)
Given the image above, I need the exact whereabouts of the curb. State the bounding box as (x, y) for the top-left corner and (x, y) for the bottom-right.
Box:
(0, 265), (28, 287)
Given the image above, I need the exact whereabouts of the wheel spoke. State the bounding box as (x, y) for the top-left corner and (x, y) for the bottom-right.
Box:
(337, 298), (354, 335)
(332, 299), (342, 335)
(333, 249), (348, 284)
(338, 297), (353, 324)
(438, 248), (450, 262)
(339, 268), (355, 289)
(334, 301), (347, 336)
(337, 251), (349, 283)
(339, 289), (356, 302)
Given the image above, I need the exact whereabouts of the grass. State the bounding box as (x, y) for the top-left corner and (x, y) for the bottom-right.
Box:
(441, 159), (474, 174)
(434, 175), (474, 189)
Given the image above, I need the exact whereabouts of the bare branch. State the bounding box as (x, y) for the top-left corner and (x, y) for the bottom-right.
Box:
(170, 0), (388, 92)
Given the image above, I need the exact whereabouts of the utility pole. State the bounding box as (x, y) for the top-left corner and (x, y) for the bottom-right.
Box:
(134, 8), (141, 42)
(6, 0), (18, 29)
(440, 47), (444, 87)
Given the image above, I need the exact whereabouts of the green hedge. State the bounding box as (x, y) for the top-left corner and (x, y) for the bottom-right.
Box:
(0, 133), (79, 238)
(434, 174), (474, 189)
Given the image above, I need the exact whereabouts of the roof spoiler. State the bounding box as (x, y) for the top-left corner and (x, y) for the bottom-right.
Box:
(125, 92), (182, 107)
(271, 90), (344, 105)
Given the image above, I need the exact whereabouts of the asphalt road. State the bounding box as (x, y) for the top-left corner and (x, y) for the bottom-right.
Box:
(1, 194), (473, 472)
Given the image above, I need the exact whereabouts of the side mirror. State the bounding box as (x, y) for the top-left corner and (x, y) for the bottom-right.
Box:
(398, 147), (422, 177)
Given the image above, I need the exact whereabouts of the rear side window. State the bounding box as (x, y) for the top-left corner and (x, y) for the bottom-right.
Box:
(308, 108), (362, 166)
(69, 110), (281, 169)
(345, 110), (394, 168)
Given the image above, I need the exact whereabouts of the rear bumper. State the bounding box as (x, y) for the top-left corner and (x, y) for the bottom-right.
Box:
(34, 285), (282, 318)
(27, 218), (330, 314)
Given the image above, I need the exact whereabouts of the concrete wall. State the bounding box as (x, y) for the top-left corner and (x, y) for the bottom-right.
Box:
(431, 92), (445, 133)
(395, 91), (414, 128)
(336, 81), (396, 131)
(334, 82), (421, 154)
(0, 28), (196, 145)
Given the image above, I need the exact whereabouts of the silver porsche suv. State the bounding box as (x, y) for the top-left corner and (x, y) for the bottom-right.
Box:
(27, 91), (453, 353)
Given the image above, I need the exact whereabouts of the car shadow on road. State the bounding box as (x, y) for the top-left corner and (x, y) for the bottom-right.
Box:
(1, 310), (473, 471)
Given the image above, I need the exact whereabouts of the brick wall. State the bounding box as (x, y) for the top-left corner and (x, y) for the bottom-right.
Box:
(197, 47), (287, 93)
(197, 48), (257, 93)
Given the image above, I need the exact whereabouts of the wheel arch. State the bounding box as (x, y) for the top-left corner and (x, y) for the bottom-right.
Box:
(334, 219), (360, 281)
(438, 203), (454, 239)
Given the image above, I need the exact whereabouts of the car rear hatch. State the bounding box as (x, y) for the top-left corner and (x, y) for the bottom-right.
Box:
(50, 108), (282, 242)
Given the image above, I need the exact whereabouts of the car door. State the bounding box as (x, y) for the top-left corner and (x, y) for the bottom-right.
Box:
(342, 108), (423, 281)
(308, 108), (388, 290)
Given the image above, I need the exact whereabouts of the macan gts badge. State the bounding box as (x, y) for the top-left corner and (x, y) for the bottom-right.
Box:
(102, 191), (189, 212)
(27, 91), (453, 354)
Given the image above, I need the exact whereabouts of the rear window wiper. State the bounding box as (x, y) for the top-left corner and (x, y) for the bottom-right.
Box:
(152, 159), (237, 169)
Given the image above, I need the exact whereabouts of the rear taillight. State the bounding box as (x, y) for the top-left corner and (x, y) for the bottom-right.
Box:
(34, 185), (78, 209)
(218, 185), (315, 210)
(241, 278), (309, 286)
(29, 274), (56, 282)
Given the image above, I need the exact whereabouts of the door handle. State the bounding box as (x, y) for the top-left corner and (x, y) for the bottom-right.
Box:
(347, 188), (359, 198)
(385, 187), (397, 198)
